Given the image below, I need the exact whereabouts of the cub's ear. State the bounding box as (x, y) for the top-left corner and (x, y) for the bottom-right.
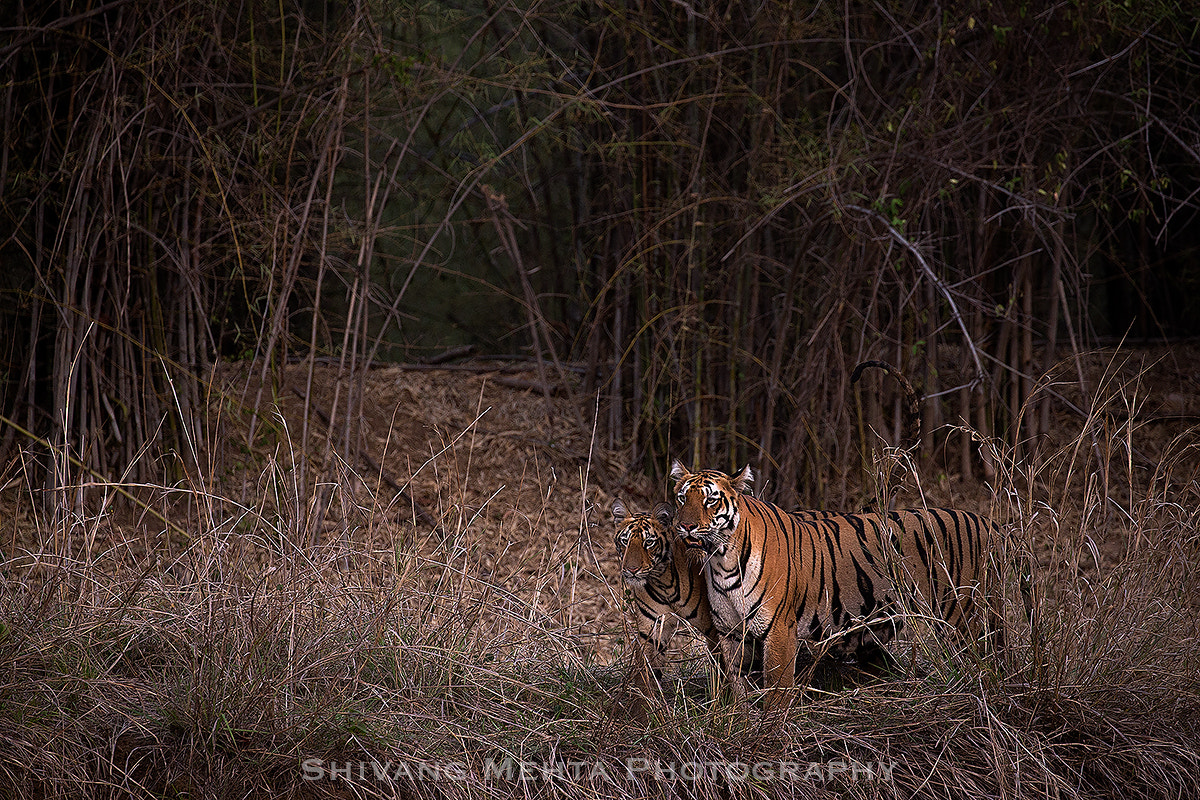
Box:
(611, 498), (629, 521)
(669, 460), (689, 481)
(731, 465), (755, 493)
(652, 503), (675, 526)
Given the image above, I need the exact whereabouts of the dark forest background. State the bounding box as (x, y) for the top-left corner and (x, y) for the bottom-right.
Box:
(3, 0), (1198, 511)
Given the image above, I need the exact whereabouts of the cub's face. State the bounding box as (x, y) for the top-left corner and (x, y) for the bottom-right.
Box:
(612, 499), (675, 586)
(669, 460), (753, 556)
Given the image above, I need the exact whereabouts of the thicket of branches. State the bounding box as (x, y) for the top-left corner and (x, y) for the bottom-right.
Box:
(575, 1), (1200, 505)
(2, 0), (1198, 511)
(0, 0), (367, 520)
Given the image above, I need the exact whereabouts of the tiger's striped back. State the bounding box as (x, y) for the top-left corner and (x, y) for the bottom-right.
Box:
(754, 501), (996, 654)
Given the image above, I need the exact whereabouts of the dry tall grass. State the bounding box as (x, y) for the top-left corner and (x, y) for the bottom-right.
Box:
(1, 361), (1198, 800)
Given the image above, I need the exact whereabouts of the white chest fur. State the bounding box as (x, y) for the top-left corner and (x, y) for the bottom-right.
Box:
(703, 522), (765, 635)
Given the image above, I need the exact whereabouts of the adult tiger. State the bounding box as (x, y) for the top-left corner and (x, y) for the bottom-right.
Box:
(670, 461), (999, 710)
(612, 499), (719, 692)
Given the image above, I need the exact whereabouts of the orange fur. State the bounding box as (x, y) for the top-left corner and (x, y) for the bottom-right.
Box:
(670, 462), (997, 710)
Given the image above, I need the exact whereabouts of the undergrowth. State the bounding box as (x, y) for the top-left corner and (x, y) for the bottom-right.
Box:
(1, 372), (1199, 800)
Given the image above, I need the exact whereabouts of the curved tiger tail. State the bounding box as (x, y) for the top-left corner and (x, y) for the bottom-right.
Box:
(852, 358), (1033, 638)
(851, 359), (921, 450)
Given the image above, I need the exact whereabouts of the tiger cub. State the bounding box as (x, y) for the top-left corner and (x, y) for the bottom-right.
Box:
(612, 498), (719, 691)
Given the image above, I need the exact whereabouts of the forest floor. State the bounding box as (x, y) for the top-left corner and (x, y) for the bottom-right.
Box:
(2, 344), (1200, 799)
(206, 344), (1200, 662)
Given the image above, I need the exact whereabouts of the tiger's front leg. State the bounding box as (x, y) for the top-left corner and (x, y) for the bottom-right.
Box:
(717, 630), (753, 704)
(633, 614), (677, 694)
(761, 621), (800, 712)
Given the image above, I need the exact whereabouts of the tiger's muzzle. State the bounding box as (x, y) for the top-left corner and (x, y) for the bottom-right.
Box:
(620, 567), (649, 585)
(676, 524), (719, 555)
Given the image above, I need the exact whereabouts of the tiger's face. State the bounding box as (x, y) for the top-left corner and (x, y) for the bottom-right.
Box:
(612, 499), (675, 586)
(670, 460), (754, 556)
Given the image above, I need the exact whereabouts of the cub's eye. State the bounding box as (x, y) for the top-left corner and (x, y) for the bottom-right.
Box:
(676, 492), (687, 505)
(643, 536), (657, 548)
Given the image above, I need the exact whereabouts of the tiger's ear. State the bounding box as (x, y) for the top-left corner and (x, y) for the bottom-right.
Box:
(611, 498), (629, 521)
(731, 465), (754, 493)
(652, 503), (675, 526)
(669, 460), (689, 481)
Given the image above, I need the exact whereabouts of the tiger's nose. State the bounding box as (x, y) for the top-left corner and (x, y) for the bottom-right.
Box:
(675, 523), (703, 547)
